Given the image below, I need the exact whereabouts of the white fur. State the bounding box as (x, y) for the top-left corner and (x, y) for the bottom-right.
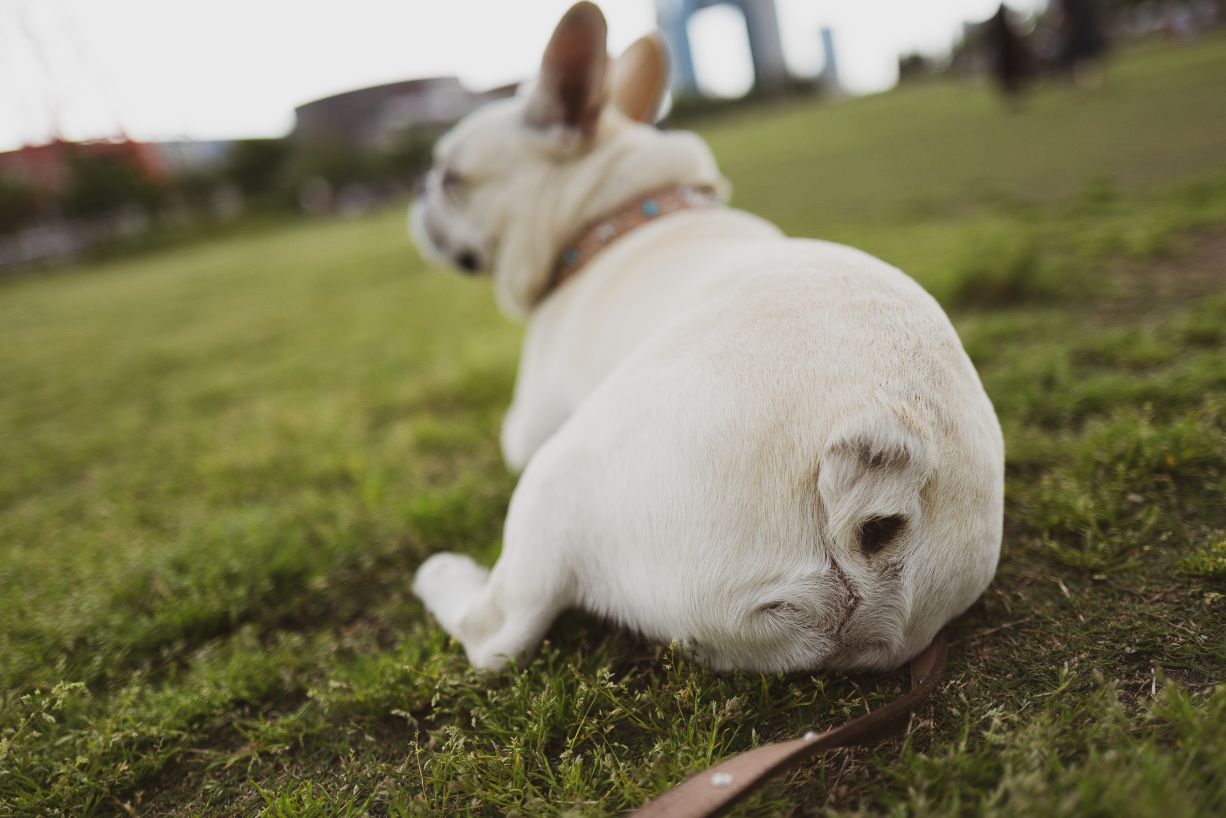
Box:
(408, 28), (1003, 674)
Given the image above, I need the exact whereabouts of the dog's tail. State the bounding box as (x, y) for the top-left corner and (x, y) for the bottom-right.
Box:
(818, 419), (934, 556)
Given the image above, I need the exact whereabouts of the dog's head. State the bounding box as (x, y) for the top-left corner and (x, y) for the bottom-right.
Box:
(409, 2), (724, 319)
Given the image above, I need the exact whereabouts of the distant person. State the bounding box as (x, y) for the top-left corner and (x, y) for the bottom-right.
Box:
(988, 4), (1033, 100)
(1057, 0), (1108, 88)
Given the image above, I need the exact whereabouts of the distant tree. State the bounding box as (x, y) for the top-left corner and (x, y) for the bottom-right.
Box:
(168, 169), (220, 211)
(224, 138), (293, 202)
(0, 176), (41, 235)
(59, 149), (163, 220)
(380, 124), (450, 182)
(291, 142), (385, 188)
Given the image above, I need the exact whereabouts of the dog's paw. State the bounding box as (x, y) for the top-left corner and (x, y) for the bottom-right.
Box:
(412, 551), (488, 599)
(466, 643), (514, 673)
(412, 552), (489, 632)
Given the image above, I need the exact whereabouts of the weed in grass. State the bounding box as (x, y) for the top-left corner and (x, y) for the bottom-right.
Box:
(1179, 538), (1226, 582)
(1015, 401), (1226, 571)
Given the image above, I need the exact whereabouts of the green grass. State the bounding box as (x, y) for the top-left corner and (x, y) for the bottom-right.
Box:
(3, 37), (1226, 817)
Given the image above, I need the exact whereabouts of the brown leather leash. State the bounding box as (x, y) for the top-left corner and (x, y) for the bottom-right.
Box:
(630, 631), (949, 818)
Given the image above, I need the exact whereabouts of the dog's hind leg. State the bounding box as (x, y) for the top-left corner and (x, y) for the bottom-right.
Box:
(412, 450), (577, 671)
(413, 550), (568, 671)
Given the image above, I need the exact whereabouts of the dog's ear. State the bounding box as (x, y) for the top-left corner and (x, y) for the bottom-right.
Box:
(611, 33), (670, 123)
(525, 2), (609, 138)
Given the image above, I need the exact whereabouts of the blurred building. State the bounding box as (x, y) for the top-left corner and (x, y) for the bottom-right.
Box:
(292, 78), (515, 151)
(656, 0), (790, 95)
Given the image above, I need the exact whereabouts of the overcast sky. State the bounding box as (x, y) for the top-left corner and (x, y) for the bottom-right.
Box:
(1, 0), (1048, 151)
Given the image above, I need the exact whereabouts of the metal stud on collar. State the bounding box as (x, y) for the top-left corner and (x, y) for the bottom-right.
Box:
(544, 184), (722, 299)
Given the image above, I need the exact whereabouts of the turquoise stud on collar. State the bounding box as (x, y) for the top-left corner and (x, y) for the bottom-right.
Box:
(548, 184), (721, 298)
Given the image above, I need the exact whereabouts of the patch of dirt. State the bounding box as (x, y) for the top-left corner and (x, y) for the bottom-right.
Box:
(1097, 229), (1226, 319)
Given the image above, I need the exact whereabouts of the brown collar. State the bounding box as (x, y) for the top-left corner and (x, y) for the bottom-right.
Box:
(547, 183), (722, 295)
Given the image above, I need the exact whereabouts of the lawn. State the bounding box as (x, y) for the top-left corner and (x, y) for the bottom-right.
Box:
(2, 37), (1226, 818)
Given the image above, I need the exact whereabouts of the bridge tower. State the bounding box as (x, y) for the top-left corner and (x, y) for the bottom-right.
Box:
(655, 0), (790, 95)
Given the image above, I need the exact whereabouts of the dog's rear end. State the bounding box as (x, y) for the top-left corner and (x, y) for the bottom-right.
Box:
(518, 242), (1003, 674)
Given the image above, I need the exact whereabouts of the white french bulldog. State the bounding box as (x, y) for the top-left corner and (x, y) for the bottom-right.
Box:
(408, 3), (1003, 674)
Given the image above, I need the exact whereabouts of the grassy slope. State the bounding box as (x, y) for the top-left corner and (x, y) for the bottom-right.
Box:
(2, 38), (1226, 818)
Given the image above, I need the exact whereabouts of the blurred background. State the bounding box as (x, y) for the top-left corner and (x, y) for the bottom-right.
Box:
(2, 0), (1221, 268)
(5, 3), (1226, 814)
